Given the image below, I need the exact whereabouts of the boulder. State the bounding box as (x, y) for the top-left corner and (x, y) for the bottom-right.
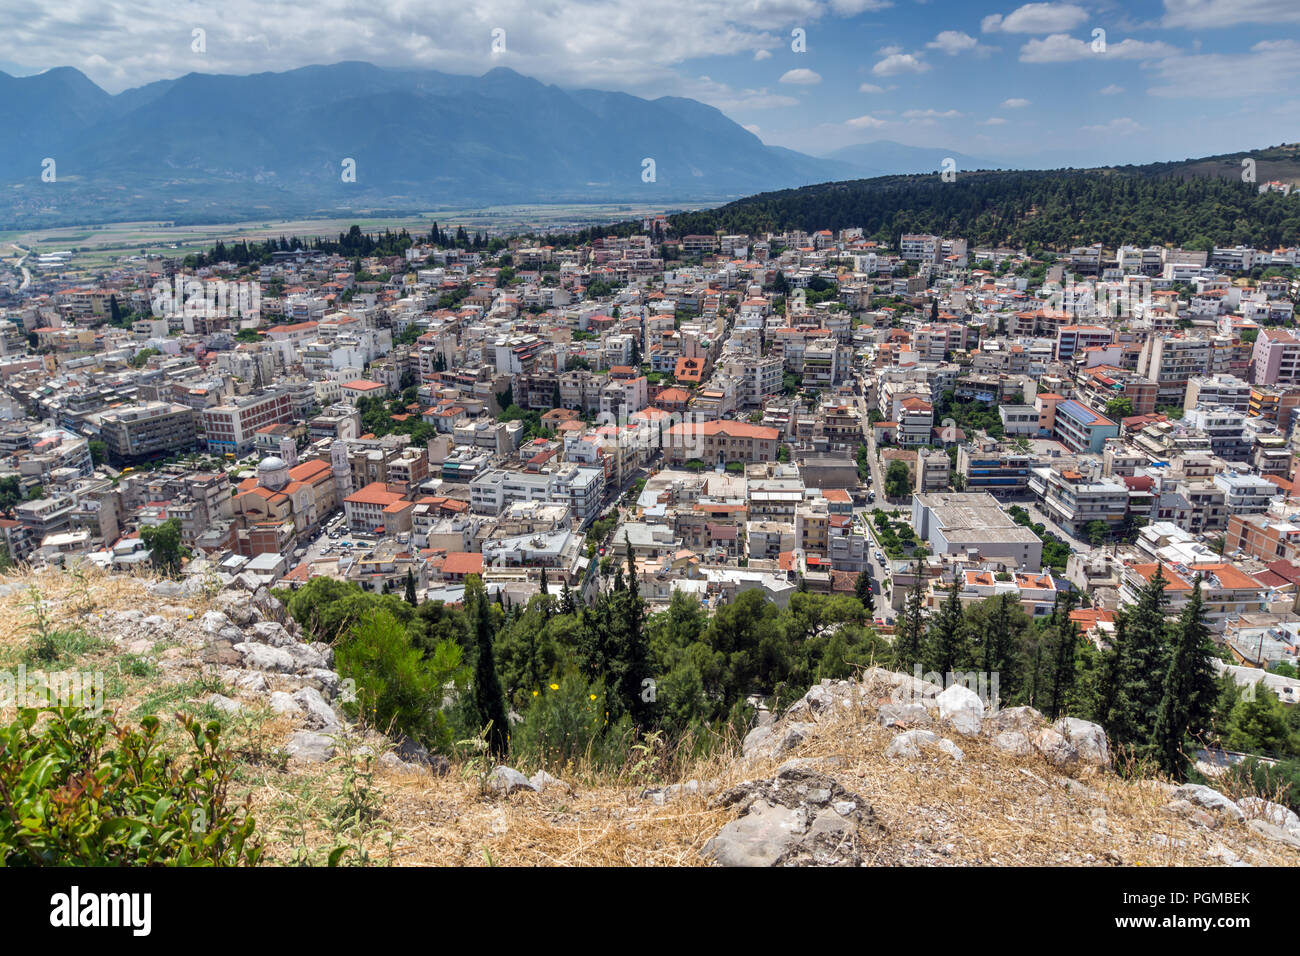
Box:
(993, 731), (1032, 756)
(702, 800), (805, 867)
(488, 766), (539, 795)
(703, 766), (873, 867)
(937, 683), (985, 736)
(936, 738), (964, 763)
(741, 725), (773, 758)
(147, 580), (183, 599)
(199, 610), (233, 636)
(1174, 784), (1245, 821)
(286, 642), (328, 672)
(1247, 819), (1300, 850)
(203, 693), (244, 715)
(269, 691), (301, 716)
(885, 729), (939, 760)
(286, 730), (335, 763)
(292, 686), (342, 732)
(876, 701), (932, 728)
(1031, 727), (1078, 767)
(1239, 797), (1300, 832)
(1052, 717), (1111, 767)
(234, 642), (296, 673)
(248, 621), (295, 647)
(236, 671), (269, 694)
(990, 706), (1044, 734)
(531, 770), (572, 794)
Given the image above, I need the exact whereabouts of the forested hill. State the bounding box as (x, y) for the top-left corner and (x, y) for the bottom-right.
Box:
(658, 148), (1300, 251)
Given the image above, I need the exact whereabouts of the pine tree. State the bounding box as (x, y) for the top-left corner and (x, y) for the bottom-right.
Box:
(559, 582), (576, 615)
(922, 577), (966, 678)
(404, 569), (418, 606)
(1152, 575), (1218, 778)
(468, 577), (509, 759)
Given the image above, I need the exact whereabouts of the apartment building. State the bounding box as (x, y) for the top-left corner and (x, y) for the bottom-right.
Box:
(1053, 400), (1119, 454)
(1251, 328), (1300, 387)
(1225, 511), (1300, 563)
(662, 420), (780, 466)
(912, 492), (1043, 570)
(1040, 467), (1129, 535)
(1213, 470), (1280, 515)
(957, 441), (1033, 496)
(1138, 335), (1212, 407)
(94, 402), (198, 466)
(202, 388), (294, 455)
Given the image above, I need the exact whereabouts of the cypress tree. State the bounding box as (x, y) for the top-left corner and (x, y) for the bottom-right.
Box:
(1152, 575), (1218, 778)
(855, 570), (875, 615)
(1096, 612), (1136, 745)
(539, 566), (548, 595)
(1044, 591), (1080, 720)
(404, 569), (417, 606)
(468, 577), (509, 759)
(922, 577), (966, 679)
(1122, 563), (1172, 744)
(894, 559), (927, 669)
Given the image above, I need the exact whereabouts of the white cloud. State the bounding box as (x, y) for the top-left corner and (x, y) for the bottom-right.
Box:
(1099, 83), (1124, 94)
(829, 0), (894, 12)
(982, 3), (1089, 33)
(927, 30), (978, 54)
(1162, 0), (1300, 28)
(873, 52), (930, 75)
(1146, 39), (1300, 98)
(780, 68), (823, 85)
(902, 108), (962, 119)
(859, 82), (886, 92)
(877, 44), (904, 56)
(754, 49), (773, 61)
(846, 113), (888, 128)
(0, 0), (872, 95)
(1002, 97), (1031, 107)
(743, 123), (762, 135)
(982, 116), (1009, 125)
(1082, 117), (1144, 134)
(1019, 34), (1179, 62)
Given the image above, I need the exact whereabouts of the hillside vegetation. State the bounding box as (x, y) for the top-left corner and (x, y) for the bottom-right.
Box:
(657, 144), (1300, 251)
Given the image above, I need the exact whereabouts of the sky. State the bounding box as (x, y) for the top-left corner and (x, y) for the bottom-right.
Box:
(1, 0), (1298, 167)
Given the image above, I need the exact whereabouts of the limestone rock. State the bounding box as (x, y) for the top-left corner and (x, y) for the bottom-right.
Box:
(885, 729), (939, 760)
(1052, 717), (1111, 767)
(286, 730), (335, 763)
(488, 766), (539, 795)
(234, 642), (296, 673)
(1174, 784), (1245, 821)
(292, 686), (342, 732)
(1031, 727), (1078, 767)
(994, 731), (1032, 756)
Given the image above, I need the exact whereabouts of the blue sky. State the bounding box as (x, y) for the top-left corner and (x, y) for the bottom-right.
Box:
(1, 0), (1297, 167)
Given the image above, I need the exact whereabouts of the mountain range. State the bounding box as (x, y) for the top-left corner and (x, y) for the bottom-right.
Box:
(0, 62), (996, 229)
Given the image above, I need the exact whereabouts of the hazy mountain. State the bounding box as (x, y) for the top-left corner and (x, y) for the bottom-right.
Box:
(0, 63), (852, 227)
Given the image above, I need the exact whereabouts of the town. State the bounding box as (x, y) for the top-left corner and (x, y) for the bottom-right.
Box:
(2, 224), (1300, 708)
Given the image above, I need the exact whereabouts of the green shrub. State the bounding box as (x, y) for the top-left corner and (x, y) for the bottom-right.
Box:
(0, 707), (261, 866)
(510, 675), (630, 771)
(335, 609), (469, 752)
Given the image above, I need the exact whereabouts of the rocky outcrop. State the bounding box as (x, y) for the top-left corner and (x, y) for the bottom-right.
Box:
(702, 765), (877, 867)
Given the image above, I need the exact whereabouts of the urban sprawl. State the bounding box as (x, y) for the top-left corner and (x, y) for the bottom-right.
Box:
(4, 222), (1300, 701)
